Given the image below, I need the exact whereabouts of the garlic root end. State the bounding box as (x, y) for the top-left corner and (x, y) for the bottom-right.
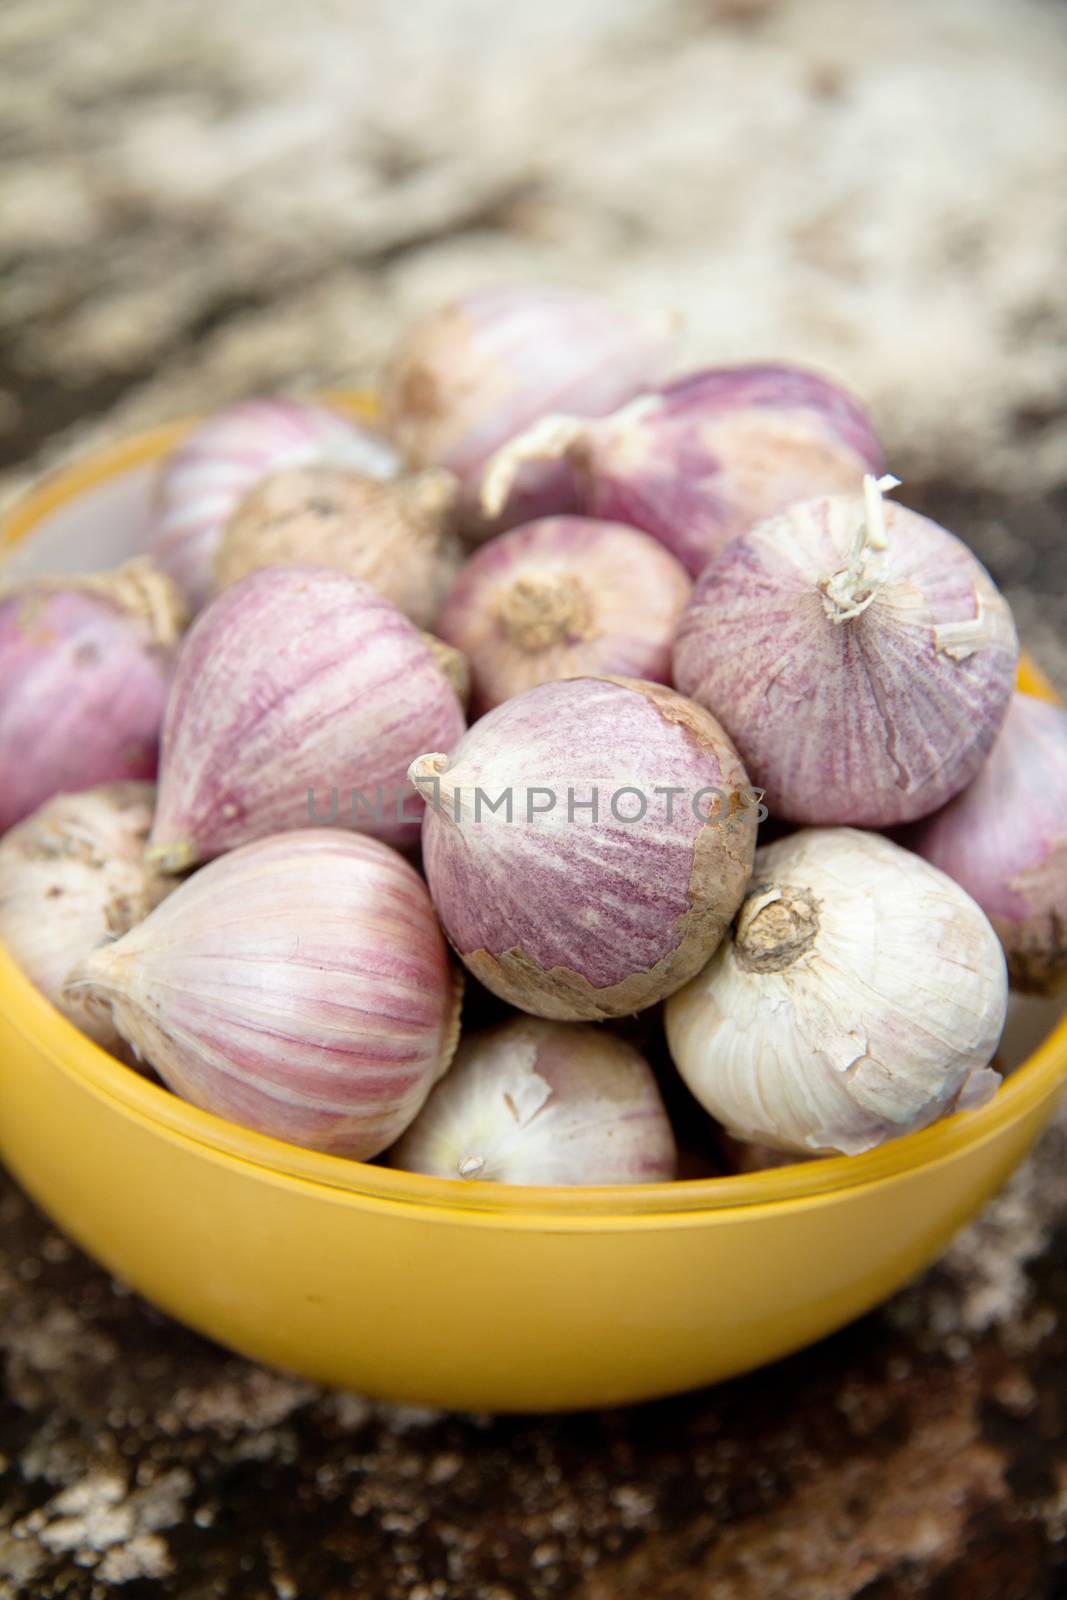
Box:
(144, 839), (197, 874)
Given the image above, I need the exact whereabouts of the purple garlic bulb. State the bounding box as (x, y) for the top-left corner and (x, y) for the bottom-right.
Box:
(0, 562), (186, 833)
(481, 363), (884, 575)
(436, 515), (691, 716)
(382, 284), (678, 533)
(148, 566), (467, 869)
(410, 676), (759, 1021)
(907, 692), (1067, 992)
(67, 829), (463, 1158)
(672, 477), (1019, 827)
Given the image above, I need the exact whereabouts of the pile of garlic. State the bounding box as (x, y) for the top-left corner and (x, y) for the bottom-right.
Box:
(2, 282), (1064, 1185)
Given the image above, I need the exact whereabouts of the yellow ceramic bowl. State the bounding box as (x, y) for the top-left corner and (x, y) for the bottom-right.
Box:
(2, 405), (1065, 1413)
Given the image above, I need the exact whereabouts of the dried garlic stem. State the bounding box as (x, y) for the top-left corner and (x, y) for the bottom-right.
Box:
(819, 473), (901, 623)
(479, 414), (587, 520)
(408, 751), (465, 822)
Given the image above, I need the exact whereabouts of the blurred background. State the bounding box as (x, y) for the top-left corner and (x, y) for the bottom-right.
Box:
(2, 2), (1067, 1595)
(2, 0), (1066, 677)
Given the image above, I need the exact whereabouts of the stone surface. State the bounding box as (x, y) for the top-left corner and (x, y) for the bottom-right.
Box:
(1, 0), (1067, 1593)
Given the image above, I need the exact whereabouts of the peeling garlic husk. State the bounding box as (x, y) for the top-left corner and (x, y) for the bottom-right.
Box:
(0, 561), (187, 832)
(672, 478), (1020, 826)
(665, 828), (1008, 1157)
(411, 676), (759, 1021)
(480, 363), (884, 574)
(382, 284), (678, 534)
(390, 1016), (677, 1185)
(214, 463), (464, 629)
(436, 515), (692, 716)
(150, 397), (401, 610)
(66, 829), (463, 1157)
(0, 783), (175, 1049)
(907, 691), (1067, 993)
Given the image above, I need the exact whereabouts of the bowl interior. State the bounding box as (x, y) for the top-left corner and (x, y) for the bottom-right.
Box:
(2, 412), (1066, 1222)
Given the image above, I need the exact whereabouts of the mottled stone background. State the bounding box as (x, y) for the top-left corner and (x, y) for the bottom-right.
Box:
(2, 0), (1067, 1594)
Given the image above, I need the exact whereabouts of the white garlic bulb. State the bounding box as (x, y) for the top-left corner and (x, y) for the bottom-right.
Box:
(0, 783), (175, 1049)
(665, 828), (1007, 1156)
(390, 1016), (677, 1185)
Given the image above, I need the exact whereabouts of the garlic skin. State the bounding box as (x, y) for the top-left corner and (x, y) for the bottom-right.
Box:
(437, 516), (692, 716)
(66, 830), (463, 1157)
(0, 783), (175, 1048)
(672, 483), (1019, 826)
(214, 464), (464, 629)
(148, 566), (467, 870)
(907, 692), (1067, 992)
(391, 1016), (677, 1185)
(382, 284), (677, 532)
(150, 398), (401, 610)
(481, 364), (883, 575)
(411, 676), (759, 1021)
(0, 561), (186, 833)
(666, 829), (1007, 1157)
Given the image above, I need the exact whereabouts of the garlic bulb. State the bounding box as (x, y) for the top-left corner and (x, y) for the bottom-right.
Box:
(0, 783), (175, 1048)
(150, 398), (400, 609)
(672, 477), (1019, 826)
(482, 364), (883, 575)
(214, 464), (464, 629)
(436, 516), (691, 716)
(410, 676), (759, 1021)
(0, 561), (186, 832)
(147, 566), (467, 869)
(907, 692), (1067, 992)
(666, 828), (1007, 1156)
(67, 829), (463, 1157)
(382, 284), (677, 532)
(391, 1016), (677, 1185)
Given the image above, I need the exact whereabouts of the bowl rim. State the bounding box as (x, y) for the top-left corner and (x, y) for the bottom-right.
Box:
(2, 404), (1066, 1225)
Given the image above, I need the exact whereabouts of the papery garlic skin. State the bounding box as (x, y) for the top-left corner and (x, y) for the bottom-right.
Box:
(67, 829), (463, 1157)
(0, 562), (185, 832)
(666, 829), (1007, 1157)
(437, 516), (692, 715)
(481, 364), (883, 575)
(150, 398), (400, 610)
(148, 566), (467, 869)
(214, 464), (464, 629)
(908, 692), (1067, 992)
(391, 1016), (676, 1185)
(672, 489), (1019, 826)
(411, 676), (758, 1021)
(0, 783), (174, 1048)
(383, 285), (677, 532)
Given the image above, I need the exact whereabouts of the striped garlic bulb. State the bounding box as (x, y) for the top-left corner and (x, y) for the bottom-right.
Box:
(673, 477), (1019, 826)
(383, 284), (677, 534)
(147, 566), (467, 868)
(66, 830), (463, 1157)
(411, 676), (759, 1020)
(907, 692), (1067, 991)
